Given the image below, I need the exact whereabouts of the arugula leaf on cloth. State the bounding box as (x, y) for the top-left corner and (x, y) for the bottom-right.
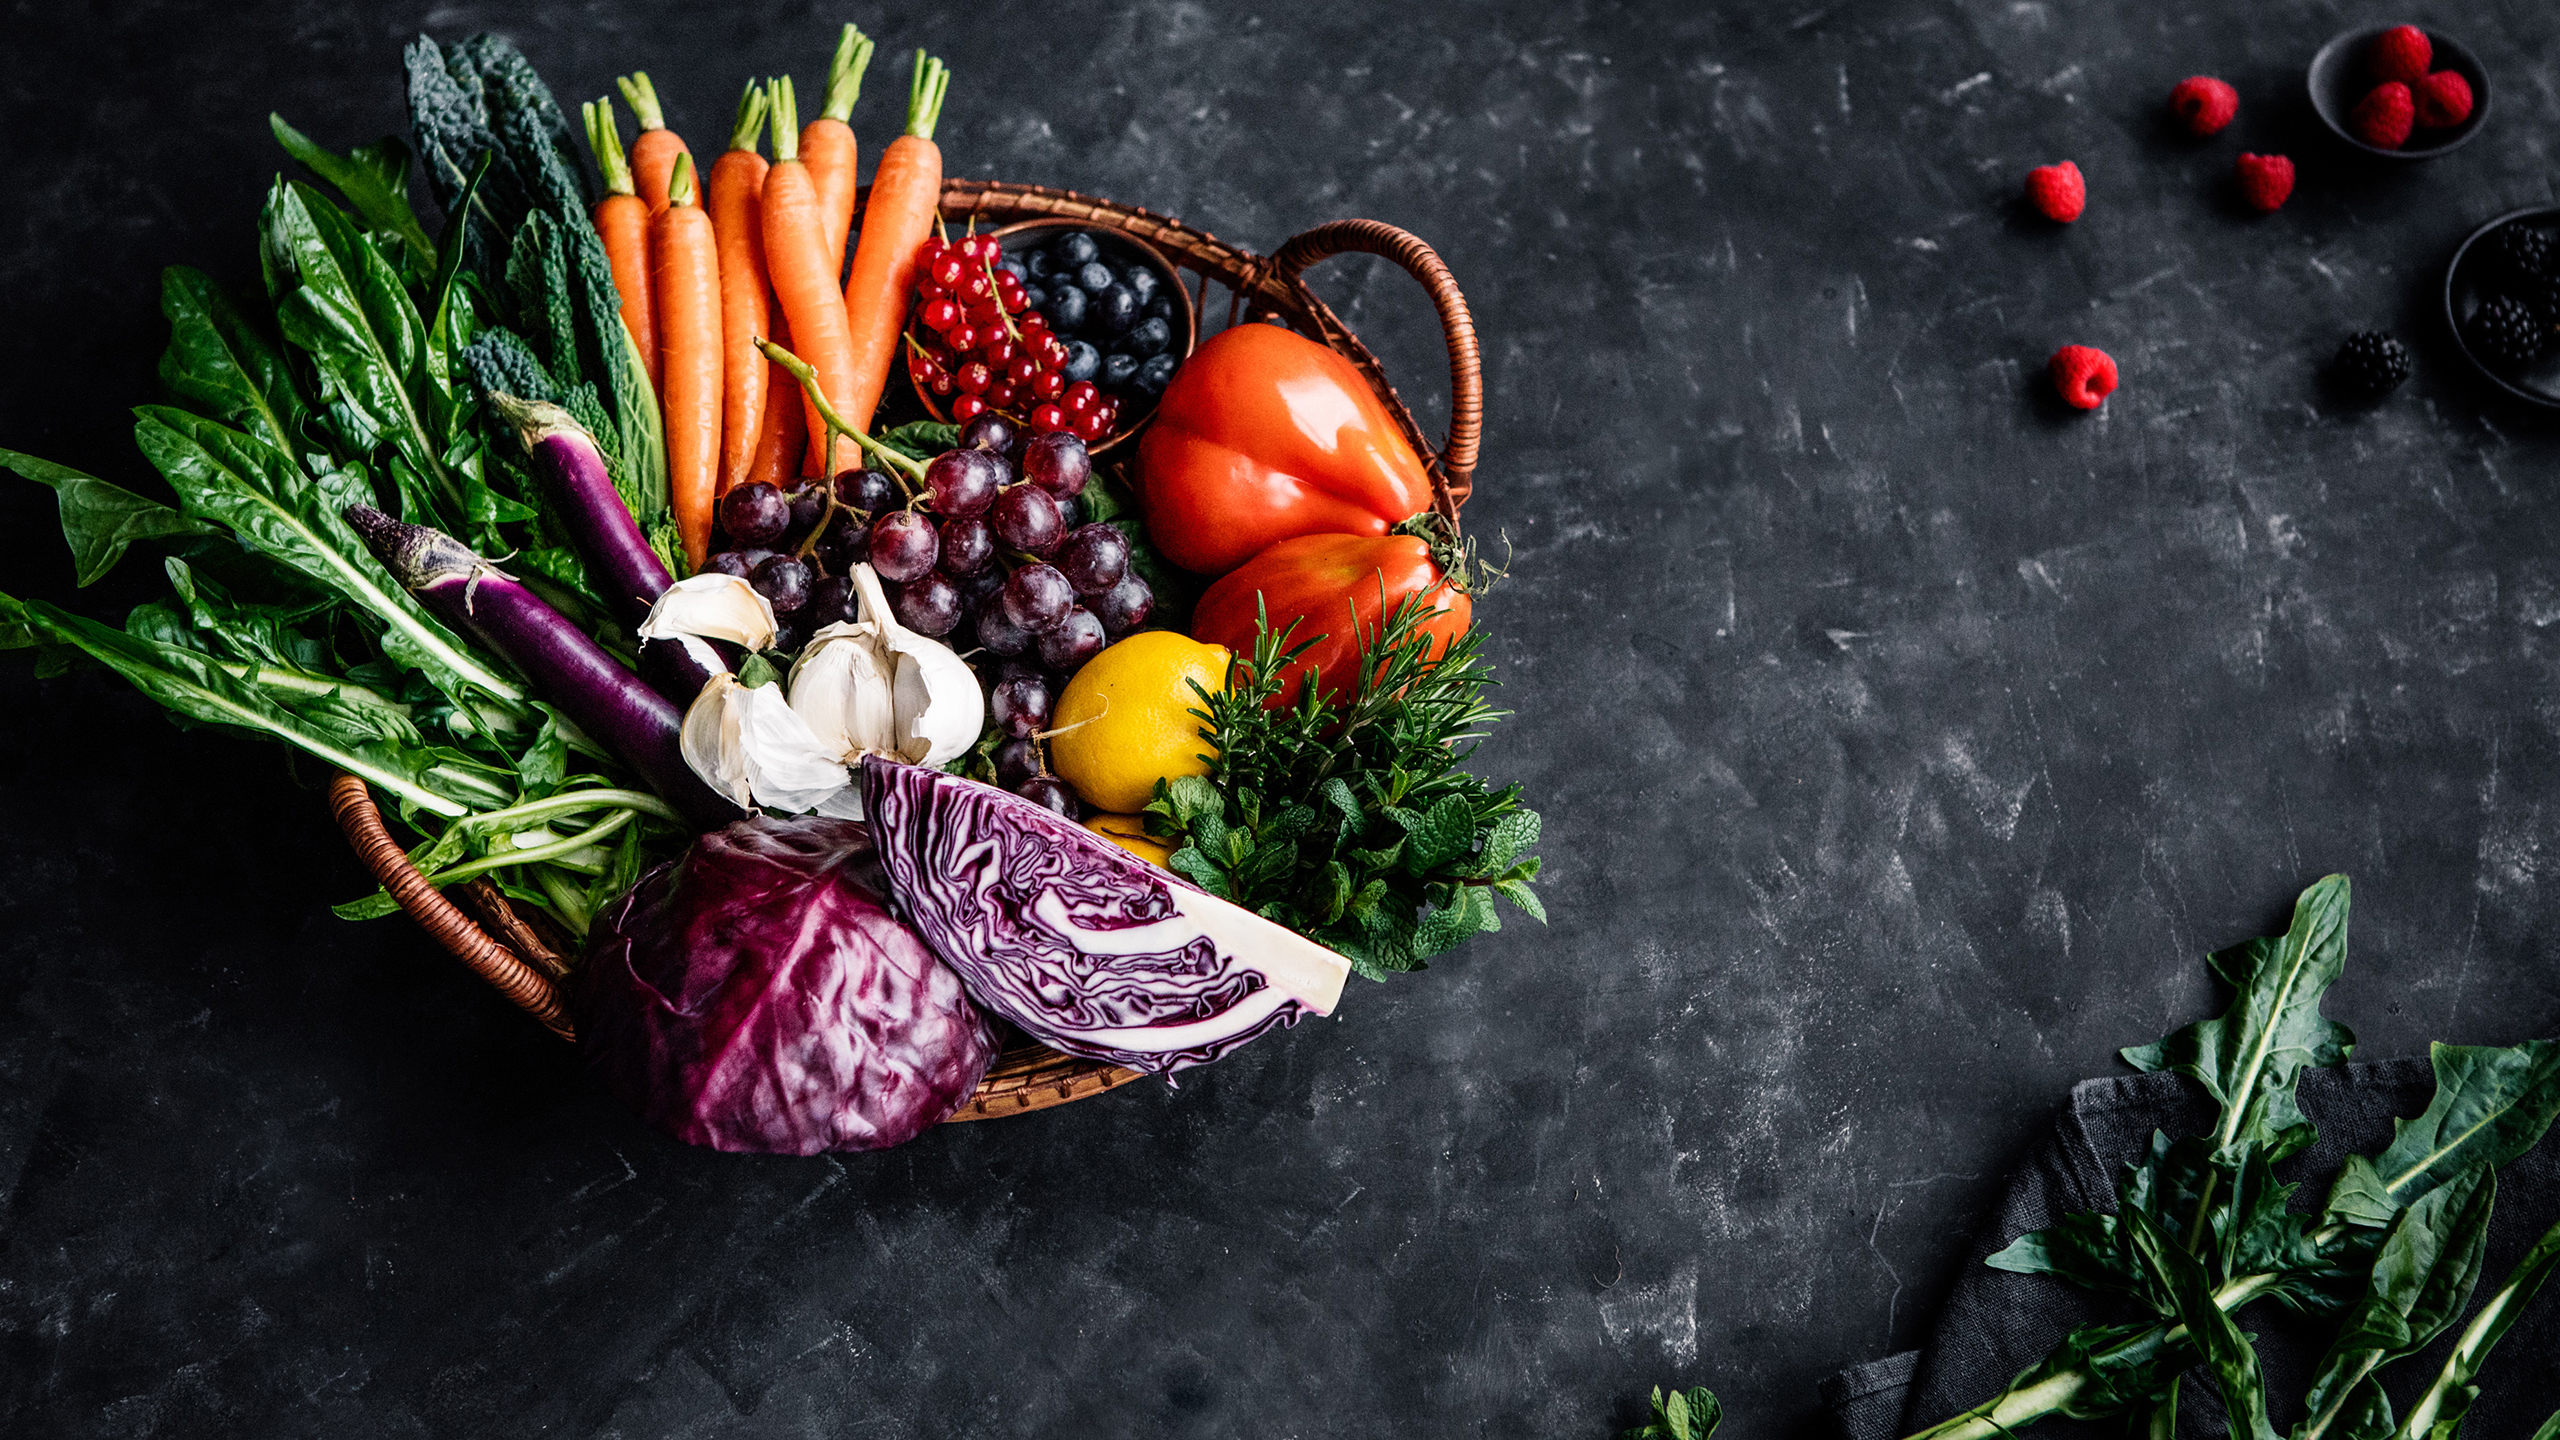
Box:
(2296, 1166), (2496, 1440)
(2324, 1040), (2560, 1227)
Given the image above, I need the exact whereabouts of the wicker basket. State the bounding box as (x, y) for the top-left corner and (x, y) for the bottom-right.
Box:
(330, 180), (1484, 1122)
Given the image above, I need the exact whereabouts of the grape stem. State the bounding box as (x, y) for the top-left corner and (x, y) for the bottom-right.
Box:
(755, 338), (927, 493)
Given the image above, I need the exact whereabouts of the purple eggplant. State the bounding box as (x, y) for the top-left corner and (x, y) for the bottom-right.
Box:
(493, 394), (673, 628)
(344, 504), (739, 832)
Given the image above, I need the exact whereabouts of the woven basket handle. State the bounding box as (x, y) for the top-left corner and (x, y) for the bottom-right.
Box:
(1267, 219), (1482, 504)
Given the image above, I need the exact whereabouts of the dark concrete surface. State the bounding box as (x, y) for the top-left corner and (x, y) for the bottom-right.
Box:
(4, 1), (2559, 1435)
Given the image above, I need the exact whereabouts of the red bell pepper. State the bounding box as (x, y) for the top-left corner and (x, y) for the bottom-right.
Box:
(1136, 322), (1438, 576)
(1190, 530), (1471, 706)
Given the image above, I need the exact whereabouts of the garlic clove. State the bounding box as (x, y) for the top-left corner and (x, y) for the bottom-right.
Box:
(679, 672), (856, 815)
(638, 573), (780, 651)
(850, 564), (985, 767)
(789, 621), (900, 759)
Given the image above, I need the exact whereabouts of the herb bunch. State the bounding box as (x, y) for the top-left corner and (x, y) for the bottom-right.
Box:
(1635, 876), (2560, 1440)
(1145, 593), (1544, 980)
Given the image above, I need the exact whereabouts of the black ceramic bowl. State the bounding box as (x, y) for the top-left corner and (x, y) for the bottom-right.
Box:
(2308, 24), (2490, 160)
(2443, 206), (2560, 411)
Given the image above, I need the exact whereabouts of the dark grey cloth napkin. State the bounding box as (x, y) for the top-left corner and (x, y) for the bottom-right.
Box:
(1821, 1057), (2560, 1440)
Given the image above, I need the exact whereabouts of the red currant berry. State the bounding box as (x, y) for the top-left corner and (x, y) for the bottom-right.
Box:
(1040, 337), (1070, 368)
(1006, 355), (1040, 387)
(1062, 381), (1099, 414)
(958, 272), (993, 305)
(945, 324), (978, 355)
(956, 361), (993, 395)
(1074, 410), (1111, 443)
(952, 393), (987, 420)
(982, 336), (1017, 368)
(995, 275), (1028, 307)
(1031, 369), (1065, 401)
(929, 255), (965, 291)
(957, 235), (991, 262)
(920, 296), (960, 332)
(987, 382), (1020, 410)
(1029, 403), (1068, 433)
(918, 236), (948, 263)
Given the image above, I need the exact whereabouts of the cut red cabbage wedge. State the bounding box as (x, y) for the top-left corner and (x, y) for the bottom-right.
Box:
(581, 815), (997, 1153)
(860, 755), (1352, 1078)
(494, 393), (673, 628)
(344, 504), (739, 832)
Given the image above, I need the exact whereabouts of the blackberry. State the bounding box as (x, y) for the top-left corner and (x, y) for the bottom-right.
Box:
(2490, 222), (2554, 289)
(2331, 331), (2413, 400)
(2468, 294), (2550, 371)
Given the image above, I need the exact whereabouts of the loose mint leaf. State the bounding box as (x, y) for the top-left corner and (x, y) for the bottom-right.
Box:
(2124, 874), (2354, 1164)
(0, 449), (214, 586)
(1621, 1385), (1721, 1440)
(2324, 1039), (2560, 1227)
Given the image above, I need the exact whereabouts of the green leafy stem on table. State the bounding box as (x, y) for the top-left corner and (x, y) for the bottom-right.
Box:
(1634, 875), (2560, 1440)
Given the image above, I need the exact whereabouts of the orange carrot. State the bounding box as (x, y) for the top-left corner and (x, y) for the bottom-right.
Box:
(801, 25), (876, 281)
(582, 100), (660, 395)
(707, 81), (773, 497)
(760, 76), (862, 474)
(652, 154), (721, 568)
(837, 52), (951, 436)
(746, 309), (809, 490)
(617, 72), (693, 215)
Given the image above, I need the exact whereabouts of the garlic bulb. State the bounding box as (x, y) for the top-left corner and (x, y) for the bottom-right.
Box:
(789, 565), (983, 769)
(638, 573), (779, 651)
(671, 564), (983, 819)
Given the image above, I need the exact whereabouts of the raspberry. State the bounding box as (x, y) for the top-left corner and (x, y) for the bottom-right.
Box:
(2350, 82), (2415, 148)
(2369, 24), (2431, 85)
(2235, 153), (2295, 212)
(2024, 161), (2086, 223)
(2049, 345), (2117, 410)
(2331, 331), (2413, 401)
(2168, 76), (2238, 137)
(2412, 70), (2473, 129)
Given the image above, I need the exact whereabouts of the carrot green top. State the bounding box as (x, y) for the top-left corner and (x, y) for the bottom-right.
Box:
(820, 24), (877, 125)
(583, 99), (636, 196)
(905, 52), (949, 142)
(616, 71), (669, 131)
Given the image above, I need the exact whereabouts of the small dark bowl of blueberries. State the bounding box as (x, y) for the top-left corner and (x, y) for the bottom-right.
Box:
(907, 220), (1197, 455)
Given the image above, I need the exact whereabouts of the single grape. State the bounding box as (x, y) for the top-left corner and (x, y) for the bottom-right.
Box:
(1017, 774), (1080, 819)
(993, 736), (1042, 790)
(1055, 522), (1130, 595)
(772, 619), (809, 657)
(891, 571), (963, 636)
(780, 484), (828, 547)
(1055, 232), (1100, 268)
(1125, 316), (1172, 358)
(752, 554), (813, 616)
(1046, 286), (1089, 334)
(733, 547), (780, 572)
(1037, 607), (1106, 672)
(704, 550), (755, 579)
(1091, 285), (1138, 336)
(995, 657), (1048, 687)
(1001, 563), (1075, 633)
(992, 674), (1053, 738)
(992, 484), (1067, 555)
(938, 514), (996, 575)
(1021, 431), (1092, 499)
(973, 596), (1034, 656)
(1136, 354), (1179, 395)
(834, 467), (901, 516)
(924, 447), (1002, 518)
(959, 412), (1017, 455)
(955, 563), (1006, 615)
(806, 574), (859, 626)
(1100, 352), (1140, 391)
(868, 510), (941, 582)
(718, 482), (790, 546)
(1092, 572), (1155, 636)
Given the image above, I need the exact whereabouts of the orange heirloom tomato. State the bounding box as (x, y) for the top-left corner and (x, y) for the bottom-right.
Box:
(1191, 533), (1470, 706)
(1137, 323), (1438, 576)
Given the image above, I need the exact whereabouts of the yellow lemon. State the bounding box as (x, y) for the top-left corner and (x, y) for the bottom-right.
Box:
(1083, 813), (1175, 866)
(1048, 631), (1228, 814)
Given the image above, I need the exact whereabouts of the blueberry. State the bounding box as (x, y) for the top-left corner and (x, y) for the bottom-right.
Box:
(1060, 339), (1101, 383)
(1136, 354), (1179, 394)
(1022, 282), (1048, 312)
(1142, 293), (1174, 322)
(1055, 232), (1099, 268)
(1024, 248), (1053, 279)
(1075, 260), (1117, 294)
(1126, 267), (1158, 305)
(1125, 316), (1172, 358)
(1101, 352), (1140, 391)
(996, 255), (1027, 282)
(1092, 284), (1138, 336)
(1045, 285), (1088, 334)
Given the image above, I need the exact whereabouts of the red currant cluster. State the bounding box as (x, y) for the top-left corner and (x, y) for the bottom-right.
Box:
(907, 233), (1122, 444)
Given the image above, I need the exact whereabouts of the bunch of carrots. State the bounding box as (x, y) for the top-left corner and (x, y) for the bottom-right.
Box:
(582, 27), (953, 567)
